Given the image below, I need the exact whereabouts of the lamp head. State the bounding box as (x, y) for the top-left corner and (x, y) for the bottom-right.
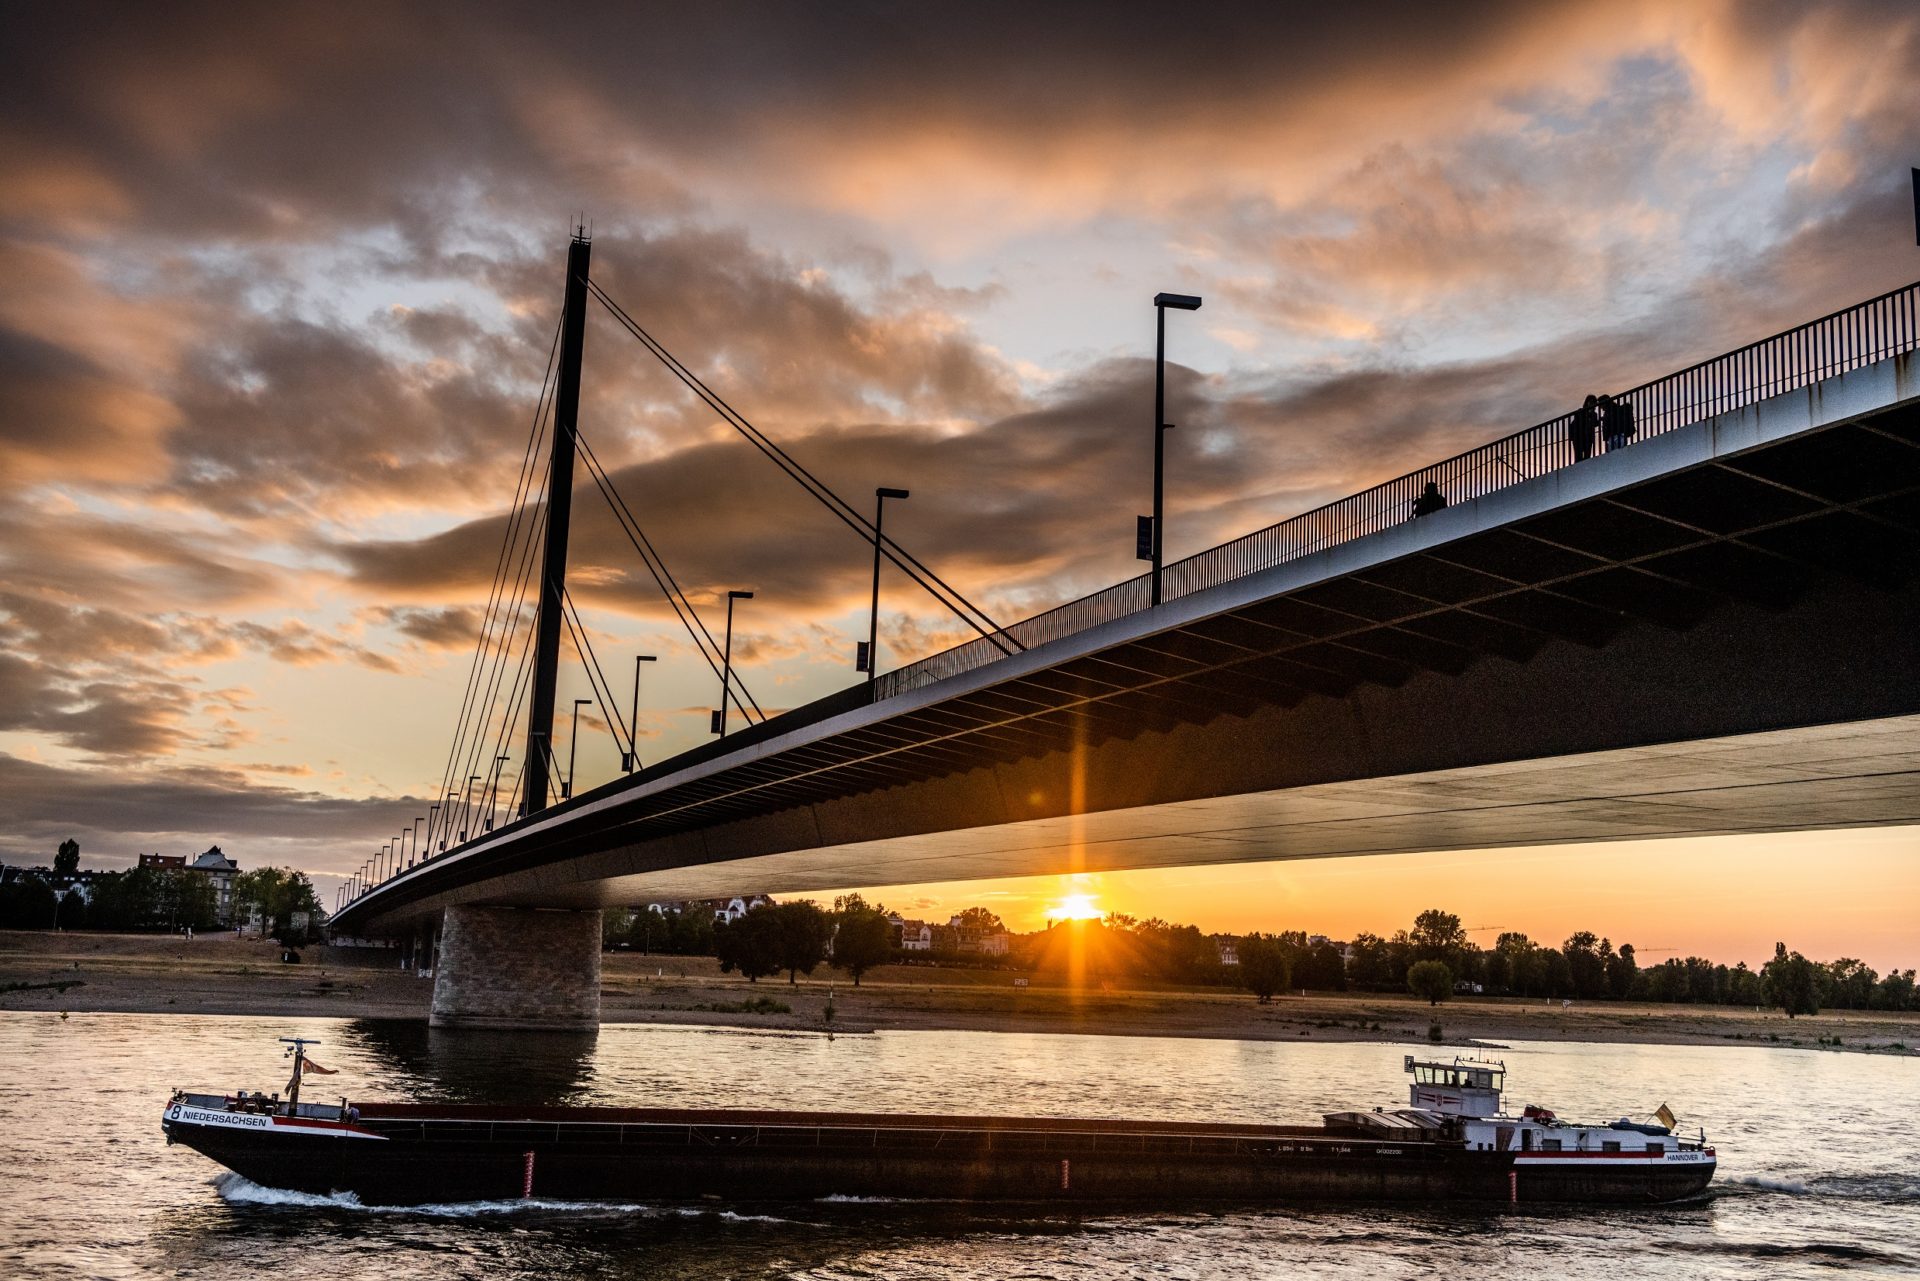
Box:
(877, 487), (910, 500)
(729, 590), (754, 600)
(1153, 292), (1203, 311)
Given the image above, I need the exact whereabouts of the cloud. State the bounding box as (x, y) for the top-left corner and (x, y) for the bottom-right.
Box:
(2, 0), (1917, 868)
(0, 752), (422, 874)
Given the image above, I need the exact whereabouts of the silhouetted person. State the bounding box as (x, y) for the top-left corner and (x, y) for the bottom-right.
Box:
(1412, 481), (1447, 518)
(1602, 392), (1636, 452)
(1570, 394), (1598, 461)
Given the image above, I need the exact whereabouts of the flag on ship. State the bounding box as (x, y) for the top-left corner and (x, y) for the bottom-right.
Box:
(1654, 1103), (1676, 1129)
(301, 1055), (338, 1075)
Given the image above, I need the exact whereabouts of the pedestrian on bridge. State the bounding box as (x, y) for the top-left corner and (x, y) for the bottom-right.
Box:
(1411, 481), (1448, 518)
(1570, 394), (1598, 461)
(1602, 393), (1636, 452)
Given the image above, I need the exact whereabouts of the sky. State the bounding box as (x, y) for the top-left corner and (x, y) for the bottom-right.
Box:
(2, 1), (1917, 970)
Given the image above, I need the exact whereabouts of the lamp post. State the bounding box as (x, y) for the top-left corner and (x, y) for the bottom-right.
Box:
(862, 488), (909, 684)
(411, 816), (423, 867)
(485, 754), (510, 829)
(441, 791), (459, 849)
(626, 655), (656, 771)
(714, 590), (753, 735)
(563, 699), (591, 799)
(427, 803), (440, 857)
(460, 775), (481, 840)
(1147, 291), (1202, 607)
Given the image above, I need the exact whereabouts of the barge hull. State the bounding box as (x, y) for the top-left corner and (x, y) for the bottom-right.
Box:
(164, 1105), (1715, 1207)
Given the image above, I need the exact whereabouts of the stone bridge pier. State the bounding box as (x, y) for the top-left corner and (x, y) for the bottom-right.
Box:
(428, 905), (602, 1031)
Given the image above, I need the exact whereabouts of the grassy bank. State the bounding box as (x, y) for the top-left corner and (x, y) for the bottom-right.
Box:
(3, 929), (1915, 1054)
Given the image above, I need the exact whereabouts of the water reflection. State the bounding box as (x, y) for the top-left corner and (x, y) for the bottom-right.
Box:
(341, 1019), (599, 1106)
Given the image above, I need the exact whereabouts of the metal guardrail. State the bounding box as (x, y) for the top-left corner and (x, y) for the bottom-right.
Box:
(874, 281), (1920, 698)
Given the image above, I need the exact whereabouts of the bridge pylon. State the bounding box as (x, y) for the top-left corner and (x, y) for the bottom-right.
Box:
(429, 232), (602, 1033)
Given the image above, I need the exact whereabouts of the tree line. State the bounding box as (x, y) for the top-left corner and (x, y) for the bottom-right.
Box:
(1234, 909), (1915, 1019)
(0, 850), (325, 942)
(604, 896), (1915, 1020)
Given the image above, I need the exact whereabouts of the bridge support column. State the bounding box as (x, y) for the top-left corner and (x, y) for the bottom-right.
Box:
(429, 905), (601, 1031)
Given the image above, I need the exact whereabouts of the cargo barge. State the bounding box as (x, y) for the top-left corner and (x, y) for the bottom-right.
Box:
(161, 1039), (1715, 1206)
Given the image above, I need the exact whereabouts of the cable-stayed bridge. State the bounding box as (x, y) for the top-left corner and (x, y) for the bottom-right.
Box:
(330, 233), (1920, 1028)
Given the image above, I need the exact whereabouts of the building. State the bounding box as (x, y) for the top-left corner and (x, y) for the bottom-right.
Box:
(137, 853), (186, 871)
(662, 895), (776, 923)
(889, 916), (934, 951)
(186, 847), (239, 924)
(943, 915), (1012, 956)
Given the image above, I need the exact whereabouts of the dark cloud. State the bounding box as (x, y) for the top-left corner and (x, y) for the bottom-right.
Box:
(0, 752), (421, 874)
(373, 605), (486, 649)
(3, 0), (1917, 867)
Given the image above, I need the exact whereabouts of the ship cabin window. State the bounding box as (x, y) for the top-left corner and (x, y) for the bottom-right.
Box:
(1520, 1130), (1533, 1152)
(1646, 1143), (1664, 1156)
(1602, 1140), (1621, 1153)
(1542, 1139), (1563, 1152)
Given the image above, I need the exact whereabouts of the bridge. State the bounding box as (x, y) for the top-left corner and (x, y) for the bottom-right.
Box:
(331, 234), (1920, 1029)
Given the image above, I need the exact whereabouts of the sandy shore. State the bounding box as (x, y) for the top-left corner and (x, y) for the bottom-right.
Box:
(4, 929), (1915, 1054)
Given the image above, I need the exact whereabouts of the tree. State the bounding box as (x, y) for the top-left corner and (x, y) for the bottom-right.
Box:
(53, 839), (80, 878)
(1563, 932), (1607, 999)
(1237, 934), (1291, 1003)
(232, 867), (323, 942)
(772, 901), (832, 984)
(953, 906), (1004, 933)
(1297, 938), (1347, 992)
(831, 904), (893, 986)
(1346, 932), (1394, 991)
(2, 877), (58, 929)
(1606, 941), (1638, 1000)
(666, 906), (716, 956)
(1825, 958), (1877, 1010)
(714, 907), (783, 982)
(1409, 909), (1467, 964)
(1763, 942), (1821, 1018)
(1407, 959), (1453, 1006)
(1874, 969), (1916, 1012)
(603, 908), (634, 950)
(55, 888), (87, 929)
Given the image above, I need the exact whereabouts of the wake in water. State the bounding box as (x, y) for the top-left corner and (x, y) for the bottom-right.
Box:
(1725, 1171), (1920, 1202)
(213, 1173), (801, 1222)
(1725, 1174), (1812, 1196)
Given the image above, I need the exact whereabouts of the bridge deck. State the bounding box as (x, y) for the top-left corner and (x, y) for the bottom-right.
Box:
(336, 309), (1920, 933)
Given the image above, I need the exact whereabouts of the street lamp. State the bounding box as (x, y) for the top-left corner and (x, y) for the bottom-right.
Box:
(441, 791), (459, 849)
(485, 754), (510, 829)
(460, 775), (481, 840)
(625, 655), (656, 771)
(563, 700), (591, 799)
(427, 803), (440, 857)
(1146, 291), (1202, 607)
(714, 591), (753, 735)
(411, 816), (423, 867)
(861, 488), (910, 684)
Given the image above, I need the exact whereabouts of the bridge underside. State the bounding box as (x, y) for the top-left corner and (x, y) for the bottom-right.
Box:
(340, 358), (1920, 934)
(513, 713), (1920, 906)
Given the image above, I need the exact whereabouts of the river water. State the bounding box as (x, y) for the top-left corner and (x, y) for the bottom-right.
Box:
(1, 1012), (1913, 1279)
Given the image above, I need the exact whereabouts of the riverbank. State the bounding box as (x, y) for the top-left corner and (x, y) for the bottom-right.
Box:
(3, 929), (1915, 1053)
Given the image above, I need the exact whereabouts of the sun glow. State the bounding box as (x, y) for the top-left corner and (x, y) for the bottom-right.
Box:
(1046, 892), (1104, 922)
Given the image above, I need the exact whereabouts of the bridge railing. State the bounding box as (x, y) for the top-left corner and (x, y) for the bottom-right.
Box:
(874, 281), (1920, 699)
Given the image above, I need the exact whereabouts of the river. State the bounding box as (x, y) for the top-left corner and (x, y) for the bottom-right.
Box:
(0, 1012), (1913, 1279)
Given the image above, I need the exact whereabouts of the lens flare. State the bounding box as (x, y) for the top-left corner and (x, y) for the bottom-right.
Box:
(1046, 892), (1103, 921)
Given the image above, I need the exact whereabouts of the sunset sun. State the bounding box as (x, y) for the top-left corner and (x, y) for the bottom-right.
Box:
(1046, 892), (1104, 922)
